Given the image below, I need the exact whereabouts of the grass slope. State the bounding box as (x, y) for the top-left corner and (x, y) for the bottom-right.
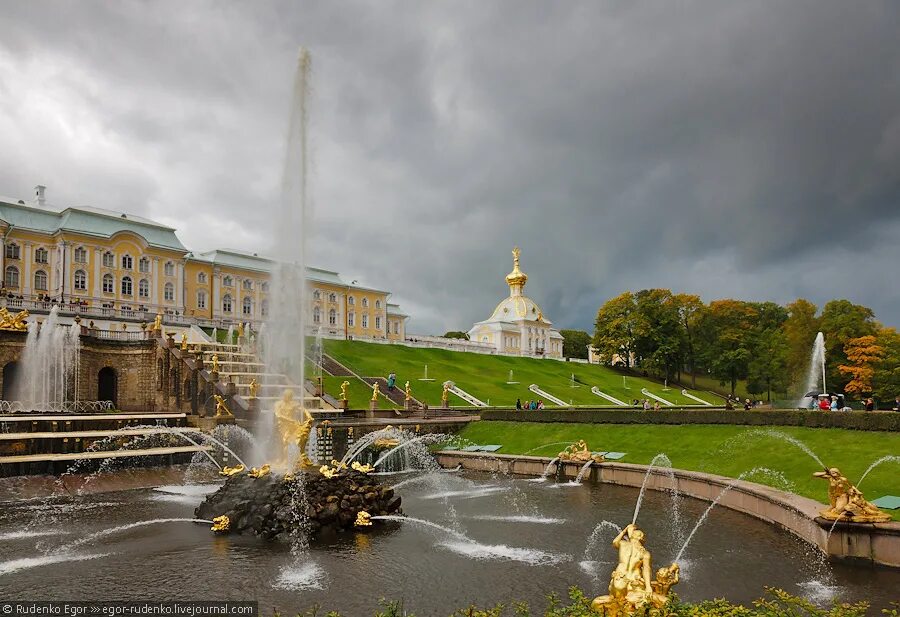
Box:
(322, 340), (716, 408)
(458, 421), (900, 519)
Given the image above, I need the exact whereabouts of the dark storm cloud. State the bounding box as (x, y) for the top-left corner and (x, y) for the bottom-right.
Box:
(1, 0), (898, 332)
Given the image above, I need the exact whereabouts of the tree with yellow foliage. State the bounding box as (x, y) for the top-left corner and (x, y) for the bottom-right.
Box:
(838, 335), (884, 397)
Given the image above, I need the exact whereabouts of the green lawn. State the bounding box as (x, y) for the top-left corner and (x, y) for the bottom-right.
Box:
(458, 421), (900, 519)
(321, 375), (400, 409)
(322, 340), (717, 408)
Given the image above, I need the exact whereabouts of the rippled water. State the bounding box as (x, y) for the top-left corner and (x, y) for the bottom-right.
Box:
(0, 471), (897, 613)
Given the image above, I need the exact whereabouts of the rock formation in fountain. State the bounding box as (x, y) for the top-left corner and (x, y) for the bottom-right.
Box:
(195, 466), (401, 540)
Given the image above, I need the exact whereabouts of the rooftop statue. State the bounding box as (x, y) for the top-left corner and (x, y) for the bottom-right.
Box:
(274, 389), (314, 470)
(0, 308), (29, 331)
(813, 467), (891, 523)
(180, 334), (188, 351)
(591, 523), (679, 615)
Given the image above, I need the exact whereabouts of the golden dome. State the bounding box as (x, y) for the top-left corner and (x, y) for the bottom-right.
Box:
(506, 246), (528, 291)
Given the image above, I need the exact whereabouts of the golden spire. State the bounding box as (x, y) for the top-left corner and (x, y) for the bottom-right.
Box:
(506, 246), (528, 296)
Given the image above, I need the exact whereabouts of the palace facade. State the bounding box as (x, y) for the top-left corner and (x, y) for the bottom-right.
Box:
(467, 247), (563, 358)
(0, 186), (407, 340)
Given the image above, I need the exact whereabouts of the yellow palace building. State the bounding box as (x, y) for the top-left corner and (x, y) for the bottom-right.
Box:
(0, 186), (407, 341)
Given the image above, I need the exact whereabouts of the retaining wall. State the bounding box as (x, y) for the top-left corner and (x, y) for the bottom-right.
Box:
(479, 409), (900, 431)
(434, 451), (900, 568)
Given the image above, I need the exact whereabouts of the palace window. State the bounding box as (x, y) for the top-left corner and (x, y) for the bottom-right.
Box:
(362, 298), (368, 308)
(102, 252), (114, 268)
(121, 276), (133, 296)
(393, 322), (399, 335)
(33, 270), (47, 291)
(261, 282), (269, 293)
(139, 257), (150, 273)
(222, 294), (232, 313)
(243, 280), (253, 291)
(121, 254), (133, 270)
(5, 243), (19, 260)
(348, 312), (355, 327)
(34, 247), (48, 264)
(375, 316), (382, 330)
(197, 290), (207, 309)
(328, 292), (337, 303)
(375, 299), (381, 310)
(362, 314), (368, 328)
(198, 272), (207, 284)
(4, 266), (18, 288)
(313, 290), (321, 300)
(242, 297), (253, 316)
(223, 275), (233, 287)
(164, 282), (174, 302)
(164, 261), (175, 277)
(73, 247), (87, 263)
(348, 296), (355, 306)
(261, 299), (269, 317)
(74, 270), (86, 291)
(313, 306), (321, 324)
(138, 279), (150, 298)
(328, 308), (337, 325)
(102, 273), (114, 294)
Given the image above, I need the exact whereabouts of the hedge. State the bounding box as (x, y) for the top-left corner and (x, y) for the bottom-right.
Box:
(479, 408), (900, 432)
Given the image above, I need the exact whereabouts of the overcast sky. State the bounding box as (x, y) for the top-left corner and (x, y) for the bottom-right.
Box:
(1, 1), (899, 333)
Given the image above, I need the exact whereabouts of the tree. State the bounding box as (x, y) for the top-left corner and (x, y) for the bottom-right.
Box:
(838, 335), (884, 398)
(560, 329), (591, 359)
(783, 299), (820, 392)
(673, 294), (706, 388)
(873, 327), (900, 404)
(632, 289), (682, 381)
(592, 291), (637, 367)
(700, 300), (758, 396)
(747, 327), (789, 402)
(819, 300), (878, 392)
(443, 331), (469, 340)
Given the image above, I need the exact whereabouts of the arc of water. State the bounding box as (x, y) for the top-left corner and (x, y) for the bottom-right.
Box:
(590, 387), (627, 406)
(582, 520), (623, 563)
(521, 442), (574, 456)
(371, 515), (469, 541)
(58, 518), (212, 553)
(372, 434), (448, 469)
(574, 460), (594, 483)
(640, 388), (673, 407)
(541, 457), (561, 478)
(857, 455), (900, 487)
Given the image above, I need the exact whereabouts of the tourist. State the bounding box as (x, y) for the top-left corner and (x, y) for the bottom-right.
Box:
(515, 398), (522, 410)
(653, 401), (660, 411)
(642, 399), (650, 410)
(893, 396), (899, 411)
(864, 398), (875, 412)
(744, 399), (752, 411)
(537, 400), (544, 410)
(830, 396), (839, 411)
(530, 400), (537, 410)
(724, 398), (734, 410)
(818, 396), (830, 411)
(387, 372), (396, 392)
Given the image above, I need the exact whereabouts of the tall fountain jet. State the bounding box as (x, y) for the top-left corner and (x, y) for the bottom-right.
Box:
(260, 49), (313, 462)
(806, 332), (826, 392)
(11, 307), (81, 411)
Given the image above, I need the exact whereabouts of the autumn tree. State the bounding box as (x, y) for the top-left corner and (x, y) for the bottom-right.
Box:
(700, 300), (758, 396)
(783, 299), (820, 391)
(592, 291), (637, 367)
(839, 335), (884, 398)
(560, 329), (591, 359)
(819, 300), (878, 392)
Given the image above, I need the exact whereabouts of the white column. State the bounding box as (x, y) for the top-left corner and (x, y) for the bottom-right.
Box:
(151, 257), (159, 307)
(212, 271), (221, 319)
(23, 242), (32, 296)
(175, 261), (184, 310)
(93, 248), (102, 298)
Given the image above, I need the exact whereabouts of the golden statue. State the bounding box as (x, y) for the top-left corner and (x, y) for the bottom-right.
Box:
(249, 464), (270, 478)
(355, 511), (373, 527)
(319, 464), (337, 479)
(211, 515), (230, 533)
(211, 354), (220, 373)
(219, 464), (245, 477)
(404, 381), (412, 402)
(813, 467), (891, 523)
(180, 334), (188, 351)
(153, 314), (162, 332)
(591, 523), (678, 615)
(248, 379), (259, 399)
(512, 246), (521, 268)
(559, 440), (605, 463)
(351, 461), (373, 474)
(213, 395), (232, 418)
(0, 308), (29, 331)
(274, 388), (314, 470)
(340, 380), (350, 402)
(371, 381), (380, 402)
(237, 322), (244, 338)
(442, 382), (450, 404)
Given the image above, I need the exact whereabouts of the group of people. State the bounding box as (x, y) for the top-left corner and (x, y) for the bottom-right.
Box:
(632, 399), (663, 410)
(723, 397), (758, 410)
(515, 398), (544, 410)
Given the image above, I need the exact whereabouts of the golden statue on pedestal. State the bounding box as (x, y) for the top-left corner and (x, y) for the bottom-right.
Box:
(249, 463), (271, 478)
(237, 322), (244, 338)
(404, 381), (412, 402)
(559, 440), (605, 463)
(442, 382), (450, 404)
(274, 388), (315, 470)
(813, 467), (891, 523)
(371, 381), (380, 401)
(211, 354), (220, 373)
(153, 314), (162, 332)
(591, 523), (679, 615)
(355, 511), (372, 527)
(0, 308), (29, 331)
(180, 334), (188, 351)
(340, 380), (350, 401)
(248, 379), (259, 399)
(213, 395), (232, 418)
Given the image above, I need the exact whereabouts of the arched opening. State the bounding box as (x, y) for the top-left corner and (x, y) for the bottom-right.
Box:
(170, 368), (179, 398)
(98, 367), (117, 407)
(157, 358), (164, 390)
(2, 361), (20, 400)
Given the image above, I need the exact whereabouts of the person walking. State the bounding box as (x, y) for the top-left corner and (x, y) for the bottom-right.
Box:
(864, 398), (875, 412)
(387, 372), (396, 392)
(515, 398), (522, 411)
